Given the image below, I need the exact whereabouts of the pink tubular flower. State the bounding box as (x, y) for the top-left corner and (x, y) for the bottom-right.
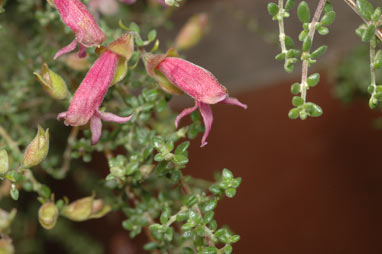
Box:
(144, 52), (247, 147)
(58, 34), (135, 144)
(53, 0), (106, 59)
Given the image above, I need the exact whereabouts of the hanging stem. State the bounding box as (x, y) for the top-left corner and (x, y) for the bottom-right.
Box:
(300, 0), (327, 102)
(344, 0), (382, 41)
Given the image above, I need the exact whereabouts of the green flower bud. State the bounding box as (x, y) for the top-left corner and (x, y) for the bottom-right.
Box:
(62, 196), (111, 221)
(175, 13), (209, 51)
(34, 63), (68, 100)
(22, 126), (49, 168)
(0, 150), (8, 175)
(297, 1), (310, 23)
(0, 209), (16, 235)
(0, 238), (14, 254)
(88, 199), (111, 219)
(38, 202), (59, 230)
(62, 196), (93, 222)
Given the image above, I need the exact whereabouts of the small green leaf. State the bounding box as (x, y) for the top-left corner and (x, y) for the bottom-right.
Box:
(267, 3), (279, 17)
(222, 168), (233, 180)
(297, 1), (310, 23)
(200, 246), (218, 254)
(311, 45), (327, 59)
(320, 11), (336, 26)
(39, 185), (51, 199)
(317, 26), (329, 35)
(285, 0), (296, 11)
(10, 187), (19, 201)
(172, 154), (188, 165)
(225, 188), (237, 198)
(275, 52), (285, 61)
(204, 199), (217, 212)
(307, 73), (320, 87)
(356, 0), (374, 20)
(175, 141), (190, 154)
(288, 108), (299, 119)
(143, 242), (158, 251)
(184, 194), (198, 207)
(147, 29), (157, 42)
(290, 82), (301, 95)
(362, 24), (376, 42)
(302, 36), (312, 52)
(129, 22), (140, 33)
(285, 36), (295, 49)
(292, 96), (304, 107)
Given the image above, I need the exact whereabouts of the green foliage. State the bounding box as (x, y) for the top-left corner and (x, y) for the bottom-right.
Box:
(269, 0), (335, 119)
(0, 0), (241, 253)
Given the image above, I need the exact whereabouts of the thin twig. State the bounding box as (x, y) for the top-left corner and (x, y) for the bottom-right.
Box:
(278, 0), (287, 54)
(344, 0), (382, 41)
(0, 125), (20, 154)
(58, 126), (79, 178)
(180, 177), (214, 247)
(301, 0), (327, 102)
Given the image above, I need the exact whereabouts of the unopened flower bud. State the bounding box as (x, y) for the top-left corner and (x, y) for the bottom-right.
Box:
(0, 150), (8, 175)
(63, 53), (90, 72)
(0, 238), (14, 254)
(38, 202), (59, 230)
(62, 196), (93, 221)
(62, 196), (111, 221)
(88, 199), (111, 219)
(34, 63), (68, 100)
(22, 126), (49, 168)
(175, 13), (208, 51)
(0, 209), (16, 235)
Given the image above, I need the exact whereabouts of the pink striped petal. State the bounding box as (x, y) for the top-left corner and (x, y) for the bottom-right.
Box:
(175, 102), (198, 128)
(54, 39), (78, 60)
(198, 102), (213, 147)
(96, 110), (133, 123)
(221, 97), (248, 109)
(78, 44), (87, 58)
(90, 115), (102, 145)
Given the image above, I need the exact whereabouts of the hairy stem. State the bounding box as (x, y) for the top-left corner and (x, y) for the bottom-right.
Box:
(301, 0), (327, 102)
(278, 0), (287, 54)
(370, 38), (377, 91)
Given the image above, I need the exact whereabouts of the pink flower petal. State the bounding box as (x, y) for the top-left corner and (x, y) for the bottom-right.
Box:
(198, 102), (213, 147)
(221, 97), (248, 109)
(175, 102), (198, 128)
(96, 110), (133, 123)
(78, 44), (87, 58)
(64, 51), (119, 126)
(90, 115), (102, 145)
(156, 57), (227, 104)
(54, 39), (78, 60)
